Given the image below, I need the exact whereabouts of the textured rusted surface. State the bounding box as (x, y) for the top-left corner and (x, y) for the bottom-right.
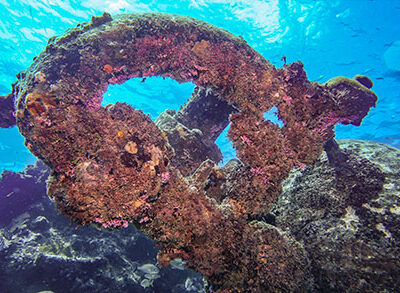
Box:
(3, 12), (378, 291)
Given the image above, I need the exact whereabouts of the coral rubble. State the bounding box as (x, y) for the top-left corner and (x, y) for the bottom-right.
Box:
(1, 12), (380, 291)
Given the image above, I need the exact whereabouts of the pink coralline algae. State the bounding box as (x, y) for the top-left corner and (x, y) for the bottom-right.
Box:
(2, 12), (378, 292)
(95, 217), (129, 229)
(240, 135), (252, 146)
(161, 172), (170, 184)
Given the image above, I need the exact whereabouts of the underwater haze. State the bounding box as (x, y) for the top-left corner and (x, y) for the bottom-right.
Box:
(0, 0), (400, 172)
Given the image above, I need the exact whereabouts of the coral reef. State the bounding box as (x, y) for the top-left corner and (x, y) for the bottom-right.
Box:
(2, 140), (398, 292)
(1, 12), (379, 291)
(272, 139), (400, 292)
(0, 163), (204, 292)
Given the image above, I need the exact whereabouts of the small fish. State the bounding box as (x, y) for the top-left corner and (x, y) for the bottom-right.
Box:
(170, 257), (187, 270)
(144, 273), (160, 280)
(0, 236), (8, 251)
(5, 191), (15, 198)
(140, 279), (153, 288)
(137, 263), (159, 275)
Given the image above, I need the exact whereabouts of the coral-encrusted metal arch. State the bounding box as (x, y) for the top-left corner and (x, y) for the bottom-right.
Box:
(10, 12), (377, 292)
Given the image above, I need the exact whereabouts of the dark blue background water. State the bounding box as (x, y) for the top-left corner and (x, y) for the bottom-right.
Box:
(1, 0), (399, 172)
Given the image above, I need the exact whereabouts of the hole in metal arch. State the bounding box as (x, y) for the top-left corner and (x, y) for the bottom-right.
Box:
(102, 77), (238, 166)
(263, 106), (284, 128)
(102, 76), (195, 120)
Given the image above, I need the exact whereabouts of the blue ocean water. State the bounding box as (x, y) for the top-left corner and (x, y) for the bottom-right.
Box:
(0, 0), (399, 172)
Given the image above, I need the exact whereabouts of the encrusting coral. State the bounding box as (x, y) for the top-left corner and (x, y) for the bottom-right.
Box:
(1, 12), (377, 292)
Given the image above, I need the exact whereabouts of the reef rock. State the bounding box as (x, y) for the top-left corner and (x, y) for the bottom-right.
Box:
(1, 139), (399, 292)
(272, 139), (400, 292)
(0, 164), (204, 293)
(0, 160), (49, 226)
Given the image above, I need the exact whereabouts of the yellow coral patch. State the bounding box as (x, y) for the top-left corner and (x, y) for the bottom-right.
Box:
(124, 141), (138, 154)
(117, 130), (124, 138)
(134, 200), (143, 208)
(214, 169), (224, 179)
(177, 127), (186, 137)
